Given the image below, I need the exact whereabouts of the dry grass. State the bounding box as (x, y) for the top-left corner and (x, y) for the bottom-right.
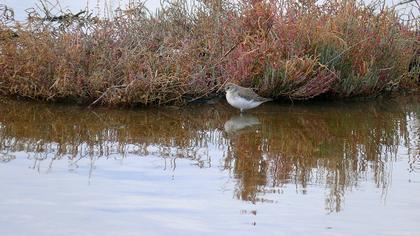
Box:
(0, 0), (418, 106)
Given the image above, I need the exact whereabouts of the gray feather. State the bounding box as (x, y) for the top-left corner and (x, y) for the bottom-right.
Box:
(234, 85), (272, 102)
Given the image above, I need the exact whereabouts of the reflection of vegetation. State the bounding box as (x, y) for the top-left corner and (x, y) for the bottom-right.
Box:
(0, 98), (418, 212)
(0, 100), (232, 170)
(223, 98), (418, 211)
(224, 100), (409, 211)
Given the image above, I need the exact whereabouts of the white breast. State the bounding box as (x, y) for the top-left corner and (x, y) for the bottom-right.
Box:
(226, 92), (262, 110)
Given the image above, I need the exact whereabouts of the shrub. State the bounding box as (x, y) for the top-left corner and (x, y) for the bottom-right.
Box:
(0, 0), (418, 106)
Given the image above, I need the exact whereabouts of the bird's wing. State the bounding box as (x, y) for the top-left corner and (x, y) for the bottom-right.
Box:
(238, 87), (272, 102)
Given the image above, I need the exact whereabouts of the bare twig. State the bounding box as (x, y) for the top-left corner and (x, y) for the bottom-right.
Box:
(89, 85), (127, 107)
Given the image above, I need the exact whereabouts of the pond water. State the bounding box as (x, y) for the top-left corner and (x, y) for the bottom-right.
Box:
(0, 96), (419, 236)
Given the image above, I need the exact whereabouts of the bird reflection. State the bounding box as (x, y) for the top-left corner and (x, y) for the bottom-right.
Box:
(0, 98), (417, 212)
(223, 114), (268, 203)
(224, 114), (261, 134)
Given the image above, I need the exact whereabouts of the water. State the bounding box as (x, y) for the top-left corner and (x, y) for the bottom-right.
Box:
(0, 97), (419, 235)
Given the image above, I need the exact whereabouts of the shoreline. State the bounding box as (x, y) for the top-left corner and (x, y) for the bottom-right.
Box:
(1, 89), (419, 109)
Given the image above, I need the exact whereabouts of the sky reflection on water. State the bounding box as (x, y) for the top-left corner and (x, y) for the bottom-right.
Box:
(0, 97), (420, 236)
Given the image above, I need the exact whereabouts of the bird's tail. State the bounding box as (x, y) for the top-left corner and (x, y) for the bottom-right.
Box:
(264, 98), (273, 102)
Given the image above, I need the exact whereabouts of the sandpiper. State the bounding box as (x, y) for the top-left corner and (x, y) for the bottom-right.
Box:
(224, 83), (272, 112)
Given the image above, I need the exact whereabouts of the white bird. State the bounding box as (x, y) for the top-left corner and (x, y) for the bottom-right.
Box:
(224, 82), (272, 112)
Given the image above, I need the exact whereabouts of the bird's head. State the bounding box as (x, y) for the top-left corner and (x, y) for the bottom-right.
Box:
(224, 83), (237, 93)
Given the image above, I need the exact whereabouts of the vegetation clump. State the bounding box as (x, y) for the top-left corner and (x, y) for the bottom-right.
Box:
(0, 0), (418, 106)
